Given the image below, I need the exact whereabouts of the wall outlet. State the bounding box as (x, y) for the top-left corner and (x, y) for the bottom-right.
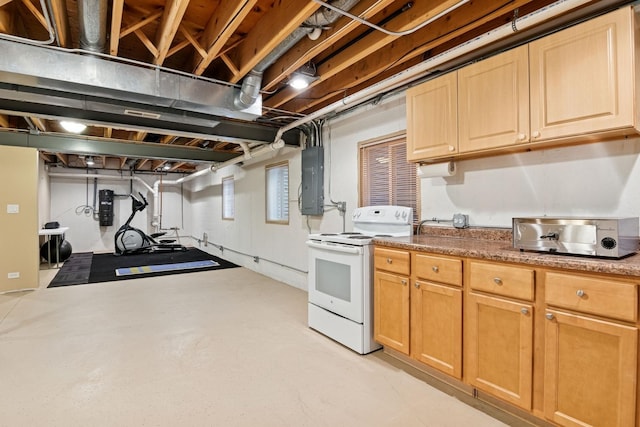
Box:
(6, 204), (19, 214)
(7, 272), (20, 279)
(452, 213), (469, 229)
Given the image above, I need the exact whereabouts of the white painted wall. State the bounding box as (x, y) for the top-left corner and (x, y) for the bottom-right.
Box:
(41, 89), (640, 290)
(422, 139), (640, 226)
(47, 168), (189, 253)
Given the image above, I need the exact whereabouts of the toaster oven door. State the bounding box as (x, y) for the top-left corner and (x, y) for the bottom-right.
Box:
(514, 222), (597, 255)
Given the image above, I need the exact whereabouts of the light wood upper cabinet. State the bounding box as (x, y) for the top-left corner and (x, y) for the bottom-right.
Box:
(406, 72), (458, 160)
(458, 45), (530, 152)
(544, 309), (637, 427)
(529, 6), (637, 141)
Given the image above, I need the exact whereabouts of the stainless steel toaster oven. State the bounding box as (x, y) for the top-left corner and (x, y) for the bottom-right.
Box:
(512, 217), (639, 258)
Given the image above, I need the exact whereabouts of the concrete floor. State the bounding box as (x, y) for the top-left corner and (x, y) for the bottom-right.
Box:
(0, 266), (508, 426)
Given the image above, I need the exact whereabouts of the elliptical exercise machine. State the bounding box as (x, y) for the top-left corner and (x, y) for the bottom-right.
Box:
(114, 192), (186, 255)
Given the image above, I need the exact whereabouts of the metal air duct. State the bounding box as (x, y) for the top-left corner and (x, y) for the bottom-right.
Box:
(234, 0), (360, 109)
(78, 0), (108, 52)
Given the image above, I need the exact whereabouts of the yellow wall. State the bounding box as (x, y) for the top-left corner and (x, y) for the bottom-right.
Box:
(0, 145), (39, 291)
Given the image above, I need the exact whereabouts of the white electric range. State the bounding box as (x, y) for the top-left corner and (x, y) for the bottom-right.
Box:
(306, 205), (413, 354)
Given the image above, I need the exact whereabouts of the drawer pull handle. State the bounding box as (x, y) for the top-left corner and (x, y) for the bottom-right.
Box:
(414, 282), (420, 289)
(521, 308), (529, 315)
(493, 277), (503, 285)
(387, 258), (392, 264)
(576, 289), (585, 297)
(545, 313), (554, 320)
(432, 266), (439, 273)
(401, 279), (407, 286)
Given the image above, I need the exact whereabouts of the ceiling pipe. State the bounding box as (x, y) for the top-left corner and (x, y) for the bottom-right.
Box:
(78, 0), (108, 53)
(234, 0), (360, 110)
(48, 172), (155, 193)
(273, 0), (600, 143)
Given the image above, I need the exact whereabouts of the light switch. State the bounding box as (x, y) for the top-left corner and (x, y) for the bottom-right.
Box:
(7, 204), (19, 214)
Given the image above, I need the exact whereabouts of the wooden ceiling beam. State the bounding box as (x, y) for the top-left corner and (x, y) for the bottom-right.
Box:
(191, 0), (257, 76)
(179, 26), (206, 58)
(120, 9), (163, 39)
(120, 157), (128, 169)
(0, 0), (15, 8)
(134, 29), (159, 57)
(137, 159), (150, 169)
(226, 0), (321, 84)
(39, 152), (53, 162)
(272, 0), (542, 112)
(20, 0), (47, 29)
(153, 0), (191, 65)
(266, 0), (462, 108)
(0, 5), (11, 33)
(169, 161), (185, 171)
(109, 0), (125, 55)
(0, 114), (8, 128)
(30, 116), (47, 131)
(262, 0), (396, 91)
(55, 152), (68, 166)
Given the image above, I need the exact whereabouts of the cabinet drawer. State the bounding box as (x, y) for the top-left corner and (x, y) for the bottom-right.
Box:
(545, 272), (638, 322)
(413, 253), (462, 287)
(469, 261), (534, 301)
(374, 248), (410, 275)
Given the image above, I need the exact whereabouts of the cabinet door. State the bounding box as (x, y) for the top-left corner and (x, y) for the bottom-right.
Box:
(411, 280), (462, 379)
(466, 293), (533, 410)
(458, 45), (530, 152)
(374, 270), (410, 354)
(406, 72), (458, 160)
(544, 309), (637, 427)
(529, 7), (635, 141)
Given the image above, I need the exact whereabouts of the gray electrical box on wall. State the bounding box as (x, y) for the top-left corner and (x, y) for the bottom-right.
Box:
(301, 146), (324, 215)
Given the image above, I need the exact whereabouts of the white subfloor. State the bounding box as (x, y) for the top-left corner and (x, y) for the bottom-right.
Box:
(0, 266), (508, 426)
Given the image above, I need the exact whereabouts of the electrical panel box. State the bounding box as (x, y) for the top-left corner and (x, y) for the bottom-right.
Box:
(301, 146), (324, 215)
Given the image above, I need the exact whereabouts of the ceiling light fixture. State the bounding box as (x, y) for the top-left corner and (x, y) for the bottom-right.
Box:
(163, 163), (171, 171)
(288, 63), (318, 90)
(60, 120), (87, 133)
(85, 156), (95, 166)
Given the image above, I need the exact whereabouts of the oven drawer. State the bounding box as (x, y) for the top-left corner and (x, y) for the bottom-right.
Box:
(413, 253), (462, 287)
(375, 248), (410, 275)
(545, 272), (638, 322)
(469, 261), (535, 301)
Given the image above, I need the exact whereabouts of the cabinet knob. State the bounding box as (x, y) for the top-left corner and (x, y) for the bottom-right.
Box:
(387, 258), (392, 264)
(448, 145), (455, 152)
(401, 279), (407, 286)
(414, 282), (420, 289)
(521, 308), (529, 315)
(493, 277), (503, 285)
(576, 289), (585, 297)
(432, 266), (439, 273)
(545, 312), (554, 320)
(517, 133), (527, 141)
(532, 131), (541, 138)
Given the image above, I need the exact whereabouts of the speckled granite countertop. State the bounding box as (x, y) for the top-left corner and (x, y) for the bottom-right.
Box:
(373, 226), (640, 278)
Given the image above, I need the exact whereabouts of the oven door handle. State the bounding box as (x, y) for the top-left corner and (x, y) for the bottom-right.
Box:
(306, 240), (363, 254)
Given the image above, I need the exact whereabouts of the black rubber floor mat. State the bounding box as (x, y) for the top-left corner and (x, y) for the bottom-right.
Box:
(48, 248), (238, 288)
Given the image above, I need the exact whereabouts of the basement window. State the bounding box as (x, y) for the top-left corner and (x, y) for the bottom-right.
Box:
(266, 161), (289, 224)
(222, 176), (234, 220)
(359, 133), (420, 224)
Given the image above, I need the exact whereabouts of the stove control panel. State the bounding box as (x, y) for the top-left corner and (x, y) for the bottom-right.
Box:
(352, 205), (413, 225)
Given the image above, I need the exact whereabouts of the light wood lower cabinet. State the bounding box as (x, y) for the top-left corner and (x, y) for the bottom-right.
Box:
(411, 280), (462, 379)
(373, 246), (640, 426)
(373, 270), (410, 354)
(544, 309), (637, 427)
(466, 292), (534, 410)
